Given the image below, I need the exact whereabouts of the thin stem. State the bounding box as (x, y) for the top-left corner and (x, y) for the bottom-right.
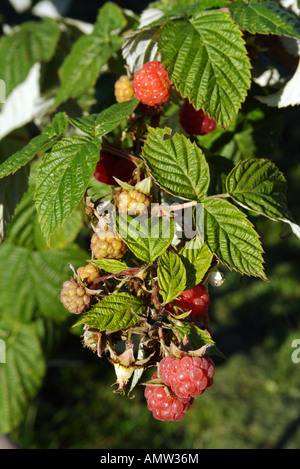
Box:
(209, 193), (229, 199)
(101, 143), (142, 164)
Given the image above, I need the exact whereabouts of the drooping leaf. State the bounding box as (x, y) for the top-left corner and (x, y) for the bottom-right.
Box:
(179, 237), (213, 290)
(141, 126), (210, 201)
(0, 112), (67, 180)
(158, 9), (251, 126)
(158, 251), (186, 304)
(0, 133), (57, 180)
(203, 197), (267, 279)
(229, 0), (300, 38)
(35, 136), (101, 244)
(117, 213), (175, 263)
(0, 320), (46, 434)
(0, 18), (60, 97)
(74, 292), (145, 331)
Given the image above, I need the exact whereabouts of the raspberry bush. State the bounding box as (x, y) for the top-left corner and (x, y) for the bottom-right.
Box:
(0, 0), (300, 435)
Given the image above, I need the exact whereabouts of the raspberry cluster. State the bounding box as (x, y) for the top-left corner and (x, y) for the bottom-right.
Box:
(59, 60), (222, 425)
(167, 283), (210, 319)
(132, 61), (172, 106)
(145, 355), (215, 421)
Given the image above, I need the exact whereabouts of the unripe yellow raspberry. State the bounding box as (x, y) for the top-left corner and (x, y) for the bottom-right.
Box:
(114, 75), (134, 103)
(117, 189), (151, 216)
(77, 264), (100, 284)
(90, 230), (127, 260)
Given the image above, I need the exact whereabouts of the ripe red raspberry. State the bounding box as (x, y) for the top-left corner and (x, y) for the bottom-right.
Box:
(93, 151), (135, 186)
(117, 189), (151, 216)
(114, 75), (134, 103)
(60, 278), (91, 314)
(90, 230), (127, 260)
(132, 61), (171, 106)
(167, 283), (210, 319)
(159, 355), (215, 399)
(144, 373), (193, 422)
(179, 101), (216, 135)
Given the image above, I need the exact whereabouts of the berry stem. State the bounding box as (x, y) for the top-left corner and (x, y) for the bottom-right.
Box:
(101, 143), (141, 164)
(89, 265), (147, 288)
(209, 193), (229, 199)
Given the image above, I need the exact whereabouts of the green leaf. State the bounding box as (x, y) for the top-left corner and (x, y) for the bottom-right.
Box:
(158, 251), (186, 304)
(0, 242), (87, 322)
(93, 1), (127, 37)
(0, 320), (46, 434)
(203, 197), (267, 279)
(6, 183), (83, 251)
(0, 133), (58, 180)
(174, 321), (225, 358)
(117, 213), (175, 263)
(229, 0), (300, 38)
(54, 3), (126, 106)
(92, 258), (130, 274)
(69, 114), (98, 138)
(95, 98), (139, 138)
(158, 10), (251, 126)
(35, 137), (101, 244)
(0, 18), (60, 97)
(142, 126), (210, 201)
(74, 292), (144, 331)
(47, 112), (69, 137)
(149, 0), (229, 21)
(179, 237), (213, 290)
(226, 158), (292, 221)
(0, 112), (67, 180)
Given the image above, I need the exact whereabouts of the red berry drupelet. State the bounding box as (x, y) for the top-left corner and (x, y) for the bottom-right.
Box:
(167, 283), (210, 319)
(132, 61), (172, 106)
(144, 373), (193, 422)
(158, 355), (215, 399)
(60, 278), (91, 315)
(179, 101), (216, 136)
